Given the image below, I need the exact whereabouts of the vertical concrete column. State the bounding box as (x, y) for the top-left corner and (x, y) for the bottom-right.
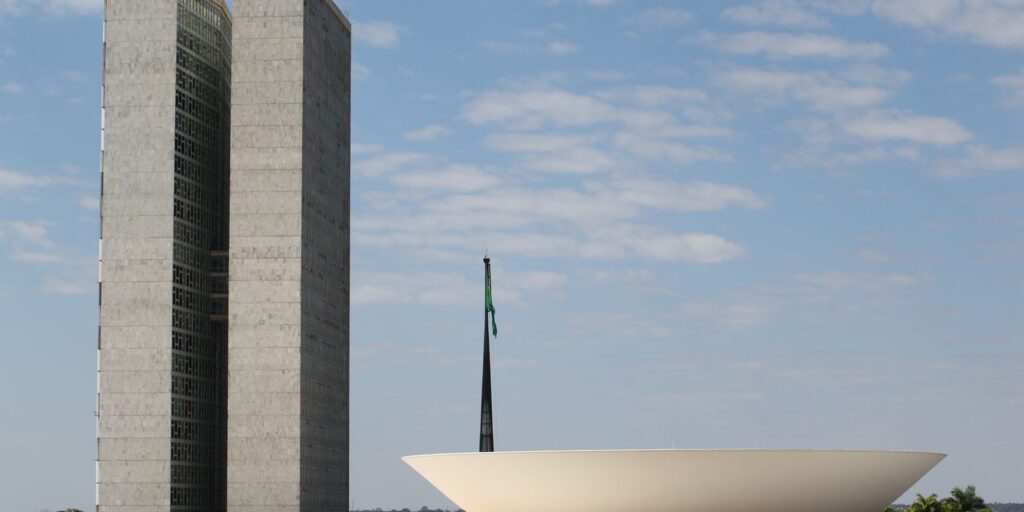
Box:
(228, 0), (350, 510)
(98, 1), (178, 511)
(228, 0), (307, 510)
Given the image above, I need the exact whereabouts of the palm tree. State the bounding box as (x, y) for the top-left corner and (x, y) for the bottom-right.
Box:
(911, 493), (945, 512)
(945, 485), (989, 512)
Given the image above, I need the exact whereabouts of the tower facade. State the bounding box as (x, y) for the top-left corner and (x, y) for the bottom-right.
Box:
(227, 0), (350, 510)
(98, 1), (231, 510)
(97, 0), (350, 510)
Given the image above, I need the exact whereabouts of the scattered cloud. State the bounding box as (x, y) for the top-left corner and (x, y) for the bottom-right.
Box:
(351, 143), (385, 154)
(522, 146), (618, 174)
(992, 73), (1024, 107)
(714, 66), (891, 110)
(482, 132), (617, 173)
(872, 0), (1024, 49)
(354, 151), (433, 176)
(353, 269), (569, 306)
(462, 89), (618, 129)
(356, 171), (761, 264)
(841, 110), (972, 145)
(389, 164), (501, 192)
(0, 167), (87, 191)
(547, 40), (582, 55)
(722, 0), (830, 28)
(0, 0), (101, 15)
(596, 85), (708, 106)
(682, 291), (783, 331)
(40, 275), (92, 295)
(693, 31), (888, 60)
(793, 271), (931, 292)
(858, 250), (891, 263)
(2, 81), (24, 93)
(625, 7), (692, 29)
(78, 195), (99, 211)
(353, 20), (404, 48)
(585, 69), (631, 81)
(931, 145), (1024, 178)
(480, 40), (530, 54)
(611, 132), (730, 164)
(403, 124), (453, 141)
(352, 62), (371, 81)
(681, 271), (932, 332)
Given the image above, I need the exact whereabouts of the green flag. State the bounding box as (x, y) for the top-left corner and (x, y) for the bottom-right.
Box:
(485, 272), (497, 337)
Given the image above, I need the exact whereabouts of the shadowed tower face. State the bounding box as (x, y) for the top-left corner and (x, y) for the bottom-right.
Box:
(98, 0), (231, 510)
(228, 0), (351, 510)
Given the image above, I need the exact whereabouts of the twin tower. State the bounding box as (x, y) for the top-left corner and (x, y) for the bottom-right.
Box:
(97, 0), (350, 510)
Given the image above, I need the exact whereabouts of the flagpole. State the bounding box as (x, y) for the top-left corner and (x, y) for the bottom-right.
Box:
(480, 256), (494, 452)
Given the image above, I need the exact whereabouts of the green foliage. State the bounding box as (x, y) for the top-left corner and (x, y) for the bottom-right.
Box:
(889, 483), (1001, 512)
(911, 493), (946, 512)
(945, 485), (988, 512)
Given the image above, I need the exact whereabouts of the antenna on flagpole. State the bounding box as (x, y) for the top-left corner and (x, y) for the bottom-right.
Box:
(480, 255), (495, 452)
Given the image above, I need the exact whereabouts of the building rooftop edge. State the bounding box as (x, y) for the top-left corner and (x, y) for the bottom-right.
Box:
(210, 0), (232, 25)
(323, 0), (352, 32)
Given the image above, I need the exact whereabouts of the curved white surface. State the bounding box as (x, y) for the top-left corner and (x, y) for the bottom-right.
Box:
(403, 449), (944, 512)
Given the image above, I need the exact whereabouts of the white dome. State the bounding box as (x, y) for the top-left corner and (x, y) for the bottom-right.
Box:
(404, 449), (944, 512)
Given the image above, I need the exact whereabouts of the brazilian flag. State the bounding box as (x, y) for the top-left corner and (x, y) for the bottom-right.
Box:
(485, 272), (497, 337)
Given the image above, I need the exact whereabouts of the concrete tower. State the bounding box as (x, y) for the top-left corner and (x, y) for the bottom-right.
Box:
(227, 0), (351, 510)
(98, 0), (232, 510)
(97, 0), (350, 510)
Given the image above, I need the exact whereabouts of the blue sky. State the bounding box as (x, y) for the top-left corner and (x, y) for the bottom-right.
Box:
(2, 0), (1023, 510)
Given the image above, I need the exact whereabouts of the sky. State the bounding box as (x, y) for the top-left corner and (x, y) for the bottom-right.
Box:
(1, 0), (1023, 510)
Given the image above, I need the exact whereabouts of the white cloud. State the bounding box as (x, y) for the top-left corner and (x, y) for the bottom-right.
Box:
(626, 7), (693, 29)
(682, 292), (782, 331)
(78, 195), (99, 210)
(483, 133), (618, 173)
(2, 81), (24, 93)
(694, 31), (888, 59)
(1, 0), (101, 15)
(547, 41), (582, 55)
(1, 167), (86, 191)
(715, 67), (891, 110)
(352, 62), (371, 81)
(353, 151), (432, 176)
(462, 89), (618, 128)
(465, 87), (728, 142)
(627, 229), (743, 263)
(1, 168), (48, 190)
(351, 143), (384, 154)
(587, 178), (767, 212)
(585, 69), (632, 81)
(522, 146), (618, 173)
(355, 174), (761, 263)
(872, 0), (1024, 49)
(483, 132), (597, 153)
(0, 220), (63, 264)
(403, 124), (453, 141)
(722, 0), (830, 28)
(480, 40), (529, 53)
(354, 21), (404, 48)
(353, 269), (569, 306)
(931, 145), (1024, 178)
(596, 85), (708, 106)
(40, 276), (92, 295)
(612, 132), (730, 164)
(842, 110), (972, 145)
(389, 164), (501, 192)
(992, 73), (1024, 107)
(793, 271), (931, 291)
